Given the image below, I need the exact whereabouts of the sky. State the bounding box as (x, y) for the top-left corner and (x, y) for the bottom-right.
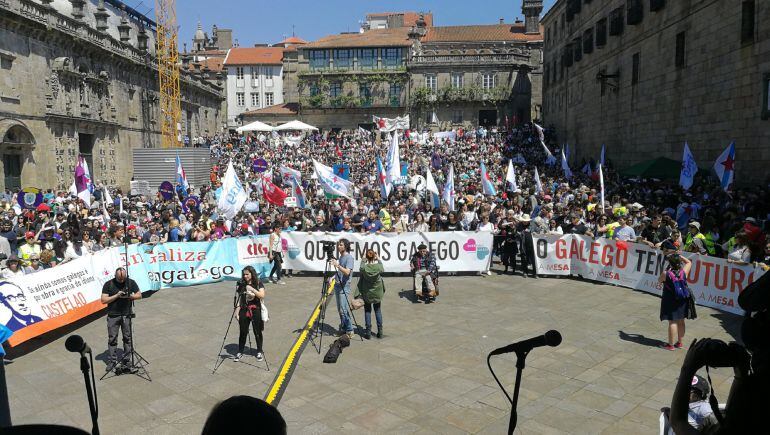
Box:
(166, 0), (557, 48)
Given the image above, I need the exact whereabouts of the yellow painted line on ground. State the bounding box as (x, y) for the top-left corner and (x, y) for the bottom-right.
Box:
(264, 279), (335, 405)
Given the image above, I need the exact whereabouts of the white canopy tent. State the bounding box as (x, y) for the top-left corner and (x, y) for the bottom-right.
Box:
(273, 120), (318, 131)
(236, 120), (274, 133)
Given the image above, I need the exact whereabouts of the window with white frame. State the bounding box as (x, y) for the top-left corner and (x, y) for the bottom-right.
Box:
(265, 92), (274, 106)
(425, 74), (437, 91)
(236, 67), (244, 80)
(482, 73), (496, 90)
(236, 92), (245, 106)
(251, 67), (259, 86)
(451, 72), (464, 88)
(251, 93), (259, 107)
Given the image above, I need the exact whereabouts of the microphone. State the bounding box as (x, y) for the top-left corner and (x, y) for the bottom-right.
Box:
(65, 335), (92, 356)
(489, 330), (562, 356)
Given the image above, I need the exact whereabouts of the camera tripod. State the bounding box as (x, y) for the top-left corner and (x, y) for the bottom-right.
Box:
(101, 231), (150, 381)
(310, 250), (363, 354)
(212, 285), (270, 374)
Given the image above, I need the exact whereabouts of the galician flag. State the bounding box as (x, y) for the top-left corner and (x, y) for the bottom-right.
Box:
(217, 161), (248, 219)
(441, 164), (455, 211)
(534, 166), (543, 194)
(480, 161), (496, 196)
(176, 154), (189, 192)
(713, 141), (736, 192)
(385, 132), (401, 186)
(505, 159), (518, 191)
(313, 159), (354, 198)
(291, 176), (308, 209)
(533, 123), (545, 142)
(599, 144), (606, 167)
(679, 142), (698, 190)
(376, 157), (391, 198)
(541, 140), (556, 165)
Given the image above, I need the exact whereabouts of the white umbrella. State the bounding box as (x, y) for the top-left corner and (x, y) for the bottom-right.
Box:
(236, 120), (274, 133)
(274, 120), (318, 131)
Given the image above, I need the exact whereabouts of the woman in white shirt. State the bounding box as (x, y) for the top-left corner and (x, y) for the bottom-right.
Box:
(2, 258), (25, 278)
(476, 214), (495, 232)
(411, 212), (430, 232)
(727, 232), (752, 265)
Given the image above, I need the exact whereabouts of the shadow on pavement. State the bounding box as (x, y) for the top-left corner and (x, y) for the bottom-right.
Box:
(618, 330), (668, 348)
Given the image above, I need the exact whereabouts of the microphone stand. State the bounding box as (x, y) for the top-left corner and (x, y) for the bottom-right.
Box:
(507, 350), (528, 435)
(79, 349), (100, 435)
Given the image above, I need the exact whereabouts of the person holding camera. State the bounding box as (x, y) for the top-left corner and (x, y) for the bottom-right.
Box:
(234, 266), (265, 362)
(100, 267), (142, 371)
(355, 250), (385, 339)
(658, 253), (694, 351)
(329, 239), (354, 338)
(669, 270), (769, 434)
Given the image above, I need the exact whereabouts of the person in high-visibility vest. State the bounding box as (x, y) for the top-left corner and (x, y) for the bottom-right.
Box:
(683, 222), (708, 255)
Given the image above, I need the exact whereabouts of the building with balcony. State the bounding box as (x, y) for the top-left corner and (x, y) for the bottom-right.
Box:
(277, 6), (544, 131)
(0, 0), (224, 191)
(224, 47), (284, 128)
(542, 0), (769, 181)
(409, 11), (544, 130)
(292, 27), (411, 129)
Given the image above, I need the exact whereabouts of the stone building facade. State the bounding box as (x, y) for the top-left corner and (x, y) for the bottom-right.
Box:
(281, 5), (544, 131)
(409, 17), (544, 130)
(0, 0), (224, 191)
(542, 0), (770, 181)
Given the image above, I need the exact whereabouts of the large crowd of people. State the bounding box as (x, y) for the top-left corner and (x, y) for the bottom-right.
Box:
(0, 123), (768, 280)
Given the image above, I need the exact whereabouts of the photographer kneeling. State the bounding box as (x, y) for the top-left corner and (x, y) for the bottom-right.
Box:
(669, 270), (770, 434)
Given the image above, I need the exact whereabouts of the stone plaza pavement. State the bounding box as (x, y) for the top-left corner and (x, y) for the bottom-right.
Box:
(4, 270), (743, 434)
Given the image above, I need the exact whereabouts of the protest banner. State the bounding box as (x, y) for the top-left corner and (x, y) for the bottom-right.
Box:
(532, 234), (764, 315)
(280, 231), (493, 273)
(1, 236), (275, 346)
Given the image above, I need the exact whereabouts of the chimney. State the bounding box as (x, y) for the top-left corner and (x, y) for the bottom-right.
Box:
(499, 18), (505, 24)
(522, 0), (543, 35)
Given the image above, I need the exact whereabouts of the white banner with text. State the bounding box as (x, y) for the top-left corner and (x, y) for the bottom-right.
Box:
(532, 234), (764, 315)
(281, 231), (494, 273)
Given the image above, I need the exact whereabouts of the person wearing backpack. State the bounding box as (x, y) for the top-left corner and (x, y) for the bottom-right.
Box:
(658, 253), (694, 351)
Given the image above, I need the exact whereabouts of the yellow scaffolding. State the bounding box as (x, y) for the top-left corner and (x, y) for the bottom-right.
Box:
(155, 0), (181, 148)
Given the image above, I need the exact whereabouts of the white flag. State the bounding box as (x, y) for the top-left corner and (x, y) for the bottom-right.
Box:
(533, 123), (545, 142)
(441, 164), (455, 211)
(541, 140), (556, 165)
(506, 159), (518, 191)
(679, 142), (697, 190)
(534, 167), (543, 194)
(425, 165), (439, 195)
(599, 163), (606, 212)
(217, 161), (248, 219)
(313, 159), (354, 197)
(561, 149), (573, 178)
(385, 132), (401, 186)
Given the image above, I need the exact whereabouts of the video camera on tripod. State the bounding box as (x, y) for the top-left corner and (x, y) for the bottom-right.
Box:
(320, 240), (336, 260)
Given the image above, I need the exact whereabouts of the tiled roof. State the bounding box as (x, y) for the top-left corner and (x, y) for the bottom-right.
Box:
(224, 47), (284, 66)
(303, 27), (413, 49)
(198, 57), (224, 72)
(423, 23), (543, 42)
(242, 103), (299, 116)
(278, 36), (308, 45)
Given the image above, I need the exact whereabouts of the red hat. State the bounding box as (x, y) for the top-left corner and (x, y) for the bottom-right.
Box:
(25, 231), (35, 239)
(127, 224), (137, 230)
(240, 223), (249, 230)
(36, 203), (51, 212)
